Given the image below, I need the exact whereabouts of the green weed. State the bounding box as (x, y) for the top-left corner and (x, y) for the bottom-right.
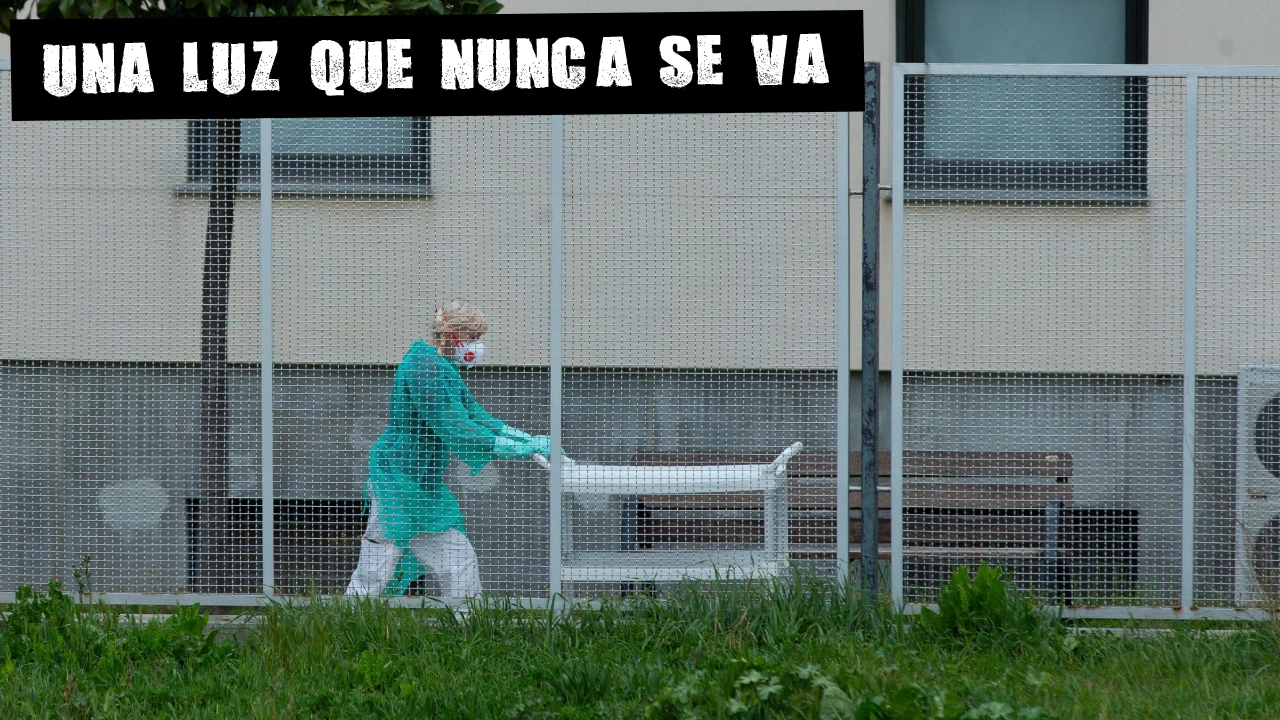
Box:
(914, 564), (1053, 647)
(0, 569), (1277, 718)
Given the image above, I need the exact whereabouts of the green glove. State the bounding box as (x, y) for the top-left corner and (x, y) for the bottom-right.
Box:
(498, 425), (534, 443)
(493, 435), (535, 460)
(530, 435), (552, 458)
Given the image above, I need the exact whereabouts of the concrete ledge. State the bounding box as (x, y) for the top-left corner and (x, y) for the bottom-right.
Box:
(904, 603), (1280, 622)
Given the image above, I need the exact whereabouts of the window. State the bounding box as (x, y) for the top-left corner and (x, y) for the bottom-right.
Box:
(898, 0), (1149, 201)
(187, 117), (430, 196)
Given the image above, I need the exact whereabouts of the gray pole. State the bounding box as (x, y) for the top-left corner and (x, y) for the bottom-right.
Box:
(549, 115), (564, 599)
(861, 62), (882, 597)
(889, 64), (906, 607)
(260, 118), (274, 597)
(1180, 75), (1198, 612)
(835, 111), (851, 586)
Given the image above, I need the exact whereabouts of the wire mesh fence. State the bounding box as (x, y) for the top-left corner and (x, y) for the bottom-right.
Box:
(892, 65), (1280, 614)
(1196, 77), (1280, 609)
(0, 65), (848, 606)
(561, 113), (839, 594)
(0, 75), (263, 597)
(7, 63), (1280, 614)
(264, 115), (554, 599)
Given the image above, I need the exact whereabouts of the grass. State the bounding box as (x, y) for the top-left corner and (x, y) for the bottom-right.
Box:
(2, 566), (1280, 719)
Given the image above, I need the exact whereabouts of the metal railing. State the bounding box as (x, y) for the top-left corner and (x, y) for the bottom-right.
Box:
(7, 61), (1280, 618)
(892, 64), (1280, 619)
(0, 63), (852, 607)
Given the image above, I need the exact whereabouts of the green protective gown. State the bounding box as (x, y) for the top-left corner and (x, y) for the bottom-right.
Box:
(366, 340), (508, 596)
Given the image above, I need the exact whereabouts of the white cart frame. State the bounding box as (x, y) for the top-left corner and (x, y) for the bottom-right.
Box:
(540, 443), (803, 584)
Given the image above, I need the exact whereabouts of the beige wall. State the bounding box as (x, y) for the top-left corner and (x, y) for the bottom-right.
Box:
(1150, 0), (1280, 65)
(6, 2), (1280, 372)
(0, 110), (555, 366)
(1, 1), (891, 370)
(897, 2), (1280, 374)
(0, 108), (847, 368)
(504, 1), (896, 369)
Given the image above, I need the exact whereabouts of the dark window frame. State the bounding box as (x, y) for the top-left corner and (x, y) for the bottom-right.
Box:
(185, 116), (431, 197)
(897, 0), (1149, 202)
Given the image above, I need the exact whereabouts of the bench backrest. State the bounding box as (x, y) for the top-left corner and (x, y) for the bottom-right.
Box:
(629, 450), (1074, 510)
(632, 450), (1071, 479)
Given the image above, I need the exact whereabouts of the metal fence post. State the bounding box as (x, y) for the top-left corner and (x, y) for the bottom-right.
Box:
(1181, 75), (1199, 612)
(260, 118), (274, 597)
(549, 115), (564, 599)
(861, 61), (882, 598)
(836, 111), (851, 586)
(889, 64), (906, 608)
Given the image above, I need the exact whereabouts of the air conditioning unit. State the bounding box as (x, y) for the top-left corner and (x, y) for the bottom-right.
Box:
(1236, 365), (1280, 606)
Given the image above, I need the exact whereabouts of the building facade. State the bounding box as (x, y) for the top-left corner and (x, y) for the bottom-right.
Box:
(2, 1), (1279, 601)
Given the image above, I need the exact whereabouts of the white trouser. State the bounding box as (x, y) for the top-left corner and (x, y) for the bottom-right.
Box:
(345, 499), (482, 599)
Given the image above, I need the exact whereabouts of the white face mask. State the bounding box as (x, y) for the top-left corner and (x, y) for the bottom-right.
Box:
(453, 339), (485, 367)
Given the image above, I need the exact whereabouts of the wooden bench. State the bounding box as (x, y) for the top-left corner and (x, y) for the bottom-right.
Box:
(627, 450), (1073, 598)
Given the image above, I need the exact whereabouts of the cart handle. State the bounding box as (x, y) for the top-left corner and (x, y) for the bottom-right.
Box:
(533, 453), (575, 469)
(533, 442), (803, 476)
(767, 442), (805, 477)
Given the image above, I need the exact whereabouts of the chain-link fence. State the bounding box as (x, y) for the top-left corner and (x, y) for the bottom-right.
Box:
(561, 113), (840, 595)
(0, 62), (851, 607)
(9, 62), (1280, 616)
(892, 64), (1280, 617)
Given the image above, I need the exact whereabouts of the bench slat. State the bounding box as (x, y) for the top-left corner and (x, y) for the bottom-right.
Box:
(630, 451), (1072, 479)
(637, 483), (1071, 511)
(639, 517), (1057, 544)
(618, 450), (1073, 573)
(791, 547), (1050, 560)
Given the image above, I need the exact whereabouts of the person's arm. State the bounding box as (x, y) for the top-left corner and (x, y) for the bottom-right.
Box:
(459, 386), (552, 456)
(458, 384), (507, 434)
(407, 353), (530, 473)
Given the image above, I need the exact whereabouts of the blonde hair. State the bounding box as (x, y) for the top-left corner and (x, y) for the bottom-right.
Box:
(431, 300), (488, 345)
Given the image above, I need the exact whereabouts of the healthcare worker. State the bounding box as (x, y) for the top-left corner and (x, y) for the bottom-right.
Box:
(345, 301), (550, 598)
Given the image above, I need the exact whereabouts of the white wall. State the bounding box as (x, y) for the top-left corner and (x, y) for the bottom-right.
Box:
(1, 1), (893, 370)
(7, 2), (1280, 371)
(1150, 0), (1280, 65)
(507, 1), (896, 368)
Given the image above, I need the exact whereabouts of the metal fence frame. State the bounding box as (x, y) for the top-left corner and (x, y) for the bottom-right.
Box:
(12, 58), (1280, 618)
(0, 56), (858, 607)
(891, 63), (1280, 621)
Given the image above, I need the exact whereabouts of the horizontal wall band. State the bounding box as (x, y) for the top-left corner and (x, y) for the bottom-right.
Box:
(898, 62), (1280, 77)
